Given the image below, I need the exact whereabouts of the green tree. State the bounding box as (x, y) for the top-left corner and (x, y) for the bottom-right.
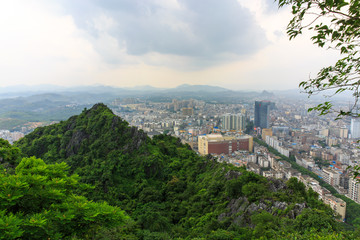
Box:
(0, 139), (22, 168)
(286, 177), (306, 196)
(277, 0), (360, 118)
(251, 211), (279, 239)
(0, 157), (128, 239)
(225, 178), (243, 198)
(242, 182), (267, 202)
(293, 208), (338, 233)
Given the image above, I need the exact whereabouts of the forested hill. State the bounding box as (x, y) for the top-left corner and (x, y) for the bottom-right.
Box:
(16, 103), (150, 203)
(3, 103), (357, 239)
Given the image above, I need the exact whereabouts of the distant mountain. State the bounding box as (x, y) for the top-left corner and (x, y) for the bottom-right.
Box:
(0, 84), (67, 93)
(62, 84), (231, 93)
(0, 85), (69, 99)
(169, 84), (230, 92)
(0, 84), (231, 98)
(0, 85), (274, 119)
(261, 90), (275, 97)
(124, 85), (165, 91)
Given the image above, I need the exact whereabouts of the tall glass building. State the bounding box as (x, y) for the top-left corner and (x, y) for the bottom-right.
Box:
(254, 101), (272, 129)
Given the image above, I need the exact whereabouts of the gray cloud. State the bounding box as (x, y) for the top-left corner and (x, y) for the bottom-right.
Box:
(59, 0), (269, 66)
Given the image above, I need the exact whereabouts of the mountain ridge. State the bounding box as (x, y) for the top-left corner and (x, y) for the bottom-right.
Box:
(0, 83), (232, 95)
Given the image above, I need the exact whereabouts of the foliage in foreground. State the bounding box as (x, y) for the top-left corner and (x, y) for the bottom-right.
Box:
(277, 0), (360, 118)
(0, 156), (127, 239)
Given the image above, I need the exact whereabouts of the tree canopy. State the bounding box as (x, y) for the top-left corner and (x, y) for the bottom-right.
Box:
(0, 156), (127, 239)
(277, 0), (360, 118)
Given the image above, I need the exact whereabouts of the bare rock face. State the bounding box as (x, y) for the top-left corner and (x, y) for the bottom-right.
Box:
(272, 201), (288, 212)
(268, 178), (287, 192)
(224, 170), (243, 180)
(218, 197), (249, 222)
(246, 202), (268, 213)
(126, 126), (147, 151)
(218, 180), (308, 228)
(66, 130), (88, 157)
(287, 203), (307, 219)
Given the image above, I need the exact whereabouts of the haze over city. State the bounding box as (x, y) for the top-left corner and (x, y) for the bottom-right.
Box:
(1, 0), (340, 90)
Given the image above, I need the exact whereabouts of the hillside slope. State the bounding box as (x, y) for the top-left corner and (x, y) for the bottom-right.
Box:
(14, 103), (355, 239)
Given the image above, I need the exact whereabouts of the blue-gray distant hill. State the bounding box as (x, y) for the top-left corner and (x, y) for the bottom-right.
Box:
(0, 84), (230, 98)
(0, 84), (255, 103)
(0, 84), (277, 130)
(168, 84), (229, 93)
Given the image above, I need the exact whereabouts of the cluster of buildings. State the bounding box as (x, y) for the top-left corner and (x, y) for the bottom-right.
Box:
(259, 123), (360, 207)
(244, 144), (347, 221)
(250, 100), (360, 208)
(0, 121), (56, 144)
(0, 130), (24, 144)
(110, 98), (252, 147)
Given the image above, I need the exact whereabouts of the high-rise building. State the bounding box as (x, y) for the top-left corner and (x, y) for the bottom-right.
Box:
(254, 101), (272, 129)
(221, 114), (245, 131)
(351, 118), (360, 138)
(348, 177), (360, 204)
(339, 128), (349, 139)
(322, 168), (340, 186)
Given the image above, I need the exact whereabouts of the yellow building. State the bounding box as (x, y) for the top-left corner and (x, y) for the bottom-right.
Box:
(262, 128), (272, 140)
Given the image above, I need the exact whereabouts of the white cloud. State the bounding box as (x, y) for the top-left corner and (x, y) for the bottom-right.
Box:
(59, 0), (269, 68)
(0, 0), (343, 91)
(0, 0), (101, 86)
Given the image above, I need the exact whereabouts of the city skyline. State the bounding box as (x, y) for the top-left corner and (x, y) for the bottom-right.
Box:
(0, 0), (340, 91)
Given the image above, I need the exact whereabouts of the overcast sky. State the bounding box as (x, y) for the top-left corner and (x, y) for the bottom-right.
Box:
(0, 0), (340, 90)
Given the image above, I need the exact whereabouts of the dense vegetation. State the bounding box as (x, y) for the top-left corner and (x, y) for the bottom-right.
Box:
(0, 103), (356, 239)
(0, 140), (127, 239)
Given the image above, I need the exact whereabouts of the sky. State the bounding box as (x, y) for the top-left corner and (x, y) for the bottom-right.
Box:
(0, 0), (341, 91)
